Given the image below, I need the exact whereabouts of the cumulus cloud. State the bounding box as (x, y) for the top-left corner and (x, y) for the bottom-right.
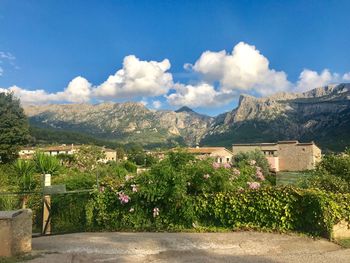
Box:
(94, 55), (173, 99)
(190, 42), (291, 96)
(1, 44), (350, 109)
(296, 69), (350, 92)
(56, 76), (92, 103)
(0, 76), (92, 105)
(167, 42), (292, 107)
(152, 100), (162, 109)
(167, 83), (233, 108)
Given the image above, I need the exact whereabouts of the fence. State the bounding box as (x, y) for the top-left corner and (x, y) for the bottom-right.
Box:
(0, 189), (93, 235)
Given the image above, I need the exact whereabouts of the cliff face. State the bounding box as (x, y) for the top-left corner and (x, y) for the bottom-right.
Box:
(25, 83), (350, 150)
(202, 83), (350, 151)
(25, 102), (213, 146)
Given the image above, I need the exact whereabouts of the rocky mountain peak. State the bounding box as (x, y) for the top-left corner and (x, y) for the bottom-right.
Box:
(175, 106), (195, 113)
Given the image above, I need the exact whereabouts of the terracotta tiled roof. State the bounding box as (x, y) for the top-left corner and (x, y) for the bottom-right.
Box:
(186, 147), (231, 154)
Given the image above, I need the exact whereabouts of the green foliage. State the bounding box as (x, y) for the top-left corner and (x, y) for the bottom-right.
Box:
(34, 152), (61, 175)
(196, 187), (350, 238)
(12, 159), (35, 191)
(74, 145), (106, 171)
(122, 160), (137, 173)
(234, 149), (270, 176)
(298, 170), (350, 193)
(318, 151), (350, 183)
(298, 151), (350, 193)
(0, 92), (30, 163)
(86, 152), (272, 231)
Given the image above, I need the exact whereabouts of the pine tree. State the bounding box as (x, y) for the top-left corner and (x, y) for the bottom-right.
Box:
(0, 92), (30, 163)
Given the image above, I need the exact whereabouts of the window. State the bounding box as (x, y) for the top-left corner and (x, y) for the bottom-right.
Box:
(219, 158), (222, 163)
(226, 158), (230, 162)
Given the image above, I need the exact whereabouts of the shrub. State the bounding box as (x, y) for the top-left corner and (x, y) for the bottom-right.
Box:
(234, 149), (271, 176)
(317, 151), (350, 184)
(298, 170), (350, 193)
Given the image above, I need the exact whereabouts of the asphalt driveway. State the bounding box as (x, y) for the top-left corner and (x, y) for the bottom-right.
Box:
(24, 232), (350, 263)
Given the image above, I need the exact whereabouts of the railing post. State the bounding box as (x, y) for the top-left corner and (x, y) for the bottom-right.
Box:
(42, 174), (51, 235)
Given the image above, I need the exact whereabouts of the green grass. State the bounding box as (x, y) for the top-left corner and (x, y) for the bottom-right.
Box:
(337, 238), (350, 248)
(276, 172), (309, 186)
(0, 254), (39, 263)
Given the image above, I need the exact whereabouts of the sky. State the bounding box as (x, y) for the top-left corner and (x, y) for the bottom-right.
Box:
(1, 0), (350, 116)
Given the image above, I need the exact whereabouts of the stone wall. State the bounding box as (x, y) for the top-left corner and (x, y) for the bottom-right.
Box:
(0, 209), (32, 257)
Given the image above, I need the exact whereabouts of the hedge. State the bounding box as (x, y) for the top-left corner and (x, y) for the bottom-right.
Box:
(86, 186), (350, 238)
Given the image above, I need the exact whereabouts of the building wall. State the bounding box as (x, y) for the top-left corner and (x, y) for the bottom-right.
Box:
(210, 149), (233, 163)
(232, 142), (321, 172)
(276, 143), (320, 171)
(266, 156), (279, 172)
(104, 151), (117, 162)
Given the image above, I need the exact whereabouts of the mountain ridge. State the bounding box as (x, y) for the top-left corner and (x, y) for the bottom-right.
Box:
(24, 83), (350, 151)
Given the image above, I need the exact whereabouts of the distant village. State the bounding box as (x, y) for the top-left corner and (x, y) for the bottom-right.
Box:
(19, 140), (322, 172)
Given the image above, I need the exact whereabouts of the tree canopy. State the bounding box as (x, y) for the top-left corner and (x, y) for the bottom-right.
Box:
(0, 92), (30, 163)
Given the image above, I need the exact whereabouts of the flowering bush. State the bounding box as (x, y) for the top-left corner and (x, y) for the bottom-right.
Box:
(86, 151), (272, 231)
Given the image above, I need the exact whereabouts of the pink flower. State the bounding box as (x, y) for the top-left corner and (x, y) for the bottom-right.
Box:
(223, 163), (231, 169)
(249, 160), (256, 166)
(131, 184), (138, 192)
(212, 162), (221, 169)
(232, 168), (240, 176)
(118, 192), (130, 204)
(99, 186), (105, 192)
(153, 207), (160, 217)
(247, 182), (261, 190)
(256, 170), (265, 181)
(203, 174), (210, 179)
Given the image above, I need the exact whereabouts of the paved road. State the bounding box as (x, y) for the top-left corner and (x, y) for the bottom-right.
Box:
(25, 232), (350, 263)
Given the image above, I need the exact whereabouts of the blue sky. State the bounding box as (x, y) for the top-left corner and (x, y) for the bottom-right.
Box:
(1, 0), (350, 116)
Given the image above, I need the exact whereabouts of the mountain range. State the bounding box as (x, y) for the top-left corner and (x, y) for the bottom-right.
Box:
(24, 83), (350, 151)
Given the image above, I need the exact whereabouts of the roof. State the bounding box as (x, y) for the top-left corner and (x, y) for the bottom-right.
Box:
(233, 143), (277, 146)
(103, 148), (116, 153)
(42, 145), (75, 151)
(186, 147), (233, 155)
(277, 140), (299, 144)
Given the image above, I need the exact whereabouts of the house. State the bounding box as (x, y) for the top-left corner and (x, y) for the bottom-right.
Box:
(186, 147), (234, 163)
(19, 145), (117, 163)
(102, 148), (117, 162)
(232, 141), (322, 172)
(41, 145), (76, 156)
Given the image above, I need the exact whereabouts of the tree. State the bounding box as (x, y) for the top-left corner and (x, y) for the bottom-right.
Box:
(0, 92), (30, 163)
(12, 159), (35, 208)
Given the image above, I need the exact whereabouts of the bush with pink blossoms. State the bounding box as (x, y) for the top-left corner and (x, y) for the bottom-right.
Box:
(247, 181), (261, 190)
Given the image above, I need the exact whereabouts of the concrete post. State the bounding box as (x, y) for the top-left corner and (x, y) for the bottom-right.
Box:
(42, 174), (51, 235)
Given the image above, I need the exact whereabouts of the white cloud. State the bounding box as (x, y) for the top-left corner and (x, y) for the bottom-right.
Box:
(1, 76), (92, 105)
(0, 52), (15, 60)
(296, 69), (350, 92)
(2, 44), (350, 109)
(190, 42), (291, 96)
(56, 76), (92, 103)
(167, 83), (233, 108)
(342, 72), (350, 81)
(94, 55), (173, 99)
(152, 100), (162, 109)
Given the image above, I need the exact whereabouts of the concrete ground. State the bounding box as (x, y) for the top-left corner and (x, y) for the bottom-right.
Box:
(24, 232), (350, 263)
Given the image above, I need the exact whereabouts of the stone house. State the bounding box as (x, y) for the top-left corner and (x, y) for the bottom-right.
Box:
(19, 145), (117, 163)
(186, 147), (234, 164)
(232, 141), (322, 172)
(232, 141), (321, 172)
(102, 148), (117, 162)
